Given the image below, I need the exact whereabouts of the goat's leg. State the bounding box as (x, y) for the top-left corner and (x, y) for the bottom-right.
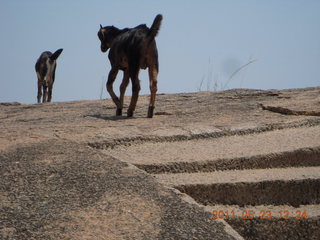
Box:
(42, 84), (48, 103)
(147, 66), (158, 118)
(37, 75), (43, 104)
(47, 84), (53, 103)
(106, 67), (121, 114)
(127, 68), (141, 117)
(118, 70), (130, 116)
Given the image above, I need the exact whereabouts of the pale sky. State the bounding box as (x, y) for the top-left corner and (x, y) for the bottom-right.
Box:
(1, 0), (319, 104)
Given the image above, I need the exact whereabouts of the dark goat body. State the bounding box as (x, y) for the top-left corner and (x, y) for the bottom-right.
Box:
(98, 14), (163, 118)
(35, 48), (63, 103)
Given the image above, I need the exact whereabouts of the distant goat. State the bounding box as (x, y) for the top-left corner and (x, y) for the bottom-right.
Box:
(35, 49), (63, 103)
(98, 14), (163, 118)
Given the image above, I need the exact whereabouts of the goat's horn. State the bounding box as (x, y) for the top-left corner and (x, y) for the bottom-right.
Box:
(100, 24), (103, 29)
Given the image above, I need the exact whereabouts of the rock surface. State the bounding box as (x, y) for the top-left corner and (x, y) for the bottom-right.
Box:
(1, 87), (320, 239)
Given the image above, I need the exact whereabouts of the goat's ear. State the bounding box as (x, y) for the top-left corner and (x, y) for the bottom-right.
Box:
(50, 48), (63, 61)
(100, 24), (103, 29)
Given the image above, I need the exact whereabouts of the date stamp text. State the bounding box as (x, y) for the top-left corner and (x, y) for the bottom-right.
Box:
(211, 209), (308, 220)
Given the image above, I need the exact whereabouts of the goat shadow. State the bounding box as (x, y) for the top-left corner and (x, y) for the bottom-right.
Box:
(84, 111), (172, 121)
(84, 114), (136, 121)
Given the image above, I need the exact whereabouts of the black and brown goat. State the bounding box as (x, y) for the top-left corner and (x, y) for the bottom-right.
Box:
(98, 14), (163, 118)
(35, 49), (63, 103)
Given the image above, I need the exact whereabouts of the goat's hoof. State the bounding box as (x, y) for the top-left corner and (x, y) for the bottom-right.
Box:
(116, 108), (122, 116)
(127, 109), (134, 117)
(147, 106), (155, 118)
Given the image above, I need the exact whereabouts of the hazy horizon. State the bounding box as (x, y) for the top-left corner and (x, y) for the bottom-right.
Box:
(1, 0), (319, 104)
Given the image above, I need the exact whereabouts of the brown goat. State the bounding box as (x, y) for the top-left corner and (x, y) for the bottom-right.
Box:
(98, 14), (163, 118)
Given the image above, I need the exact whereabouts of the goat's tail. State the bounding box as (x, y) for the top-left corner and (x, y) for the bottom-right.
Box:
(149, 14), (163, 38)
(50, 48), (63, 61)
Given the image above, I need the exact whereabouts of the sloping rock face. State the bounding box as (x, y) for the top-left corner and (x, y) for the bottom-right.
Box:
(1, 141), (234, 240)
(1, 87), (320, 239)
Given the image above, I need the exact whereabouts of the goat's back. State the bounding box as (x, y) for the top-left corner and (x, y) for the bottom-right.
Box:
(109, 24), (159, 70)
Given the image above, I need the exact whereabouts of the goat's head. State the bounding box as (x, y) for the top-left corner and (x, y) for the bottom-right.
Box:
(98, 25), (119, 53)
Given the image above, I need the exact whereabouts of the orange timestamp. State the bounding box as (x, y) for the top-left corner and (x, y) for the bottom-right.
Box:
(211, 209), (308, 220)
